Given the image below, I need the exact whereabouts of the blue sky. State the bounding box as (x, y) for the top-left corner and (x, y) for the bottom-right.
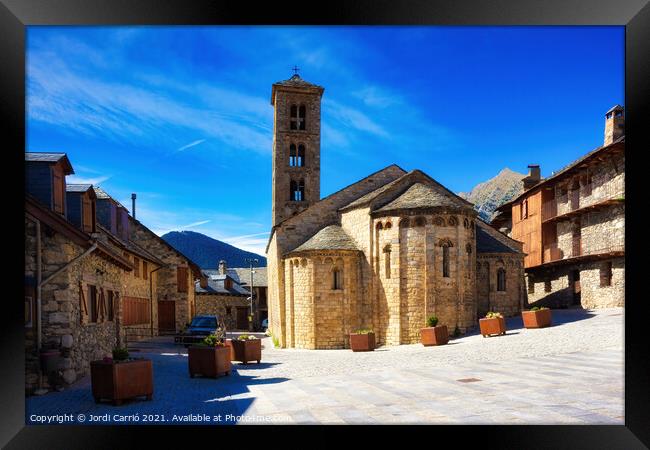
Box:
(26, 26), (624, 255)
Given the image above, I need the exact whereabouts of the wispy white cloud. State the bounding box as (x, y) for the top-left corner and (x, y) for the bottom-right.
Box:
(352, 86), (402, 108)
(176, 139), (206, 153)
(67, 174), (112, 185)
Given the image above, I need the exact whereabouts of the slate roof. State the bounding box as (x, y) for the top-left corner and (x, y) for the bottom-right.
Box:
(340, 171), (413, 211)
(375, 182), (471, 213)
(476, 226), (517, 254)
(289, 225), (358, 253)
(93, 186), (129, 210)
(25, 152), (74, 174)
(66, 184), (93, 193)
(195, 274), (250, 296)
(228, 267), (268, 287)
(273, 74), (323, 89)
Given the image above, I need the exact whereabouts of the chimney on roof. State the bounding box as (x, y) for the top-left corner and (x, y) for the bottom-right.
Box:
(604, 105), (624, 145)
(131, 193), (137, 219)
(522, 165), (541, 190)
(218, 260), (227, 275)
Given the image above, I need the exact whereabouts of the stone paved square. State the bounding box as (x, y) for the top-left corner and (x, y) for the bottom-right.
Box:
(26, 308), (623, 425)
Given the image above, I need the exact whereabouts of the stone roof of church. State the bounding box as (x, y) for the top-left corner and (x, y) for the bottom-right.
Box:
(274, 74), (323, 89)
(476, 226), (517, 253)
(289, 225), (359, 253)
(375, 182), (472, 213)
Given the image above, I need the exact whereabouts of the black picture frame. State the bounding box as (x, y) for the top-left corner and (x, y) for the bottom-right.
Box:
(3, 0), (648, 447)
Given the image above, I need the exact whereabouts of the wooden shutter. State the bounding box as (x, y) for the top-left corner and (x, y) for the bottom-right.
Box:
(52, 166), (64, 214)
(177, 267), (188, 293)
(82, 193), (93, 232)
(134, 257), (140, 278)
(143, 261), (148, 280)
(79, 281), (87, 324)
(99, 288), (106, 321)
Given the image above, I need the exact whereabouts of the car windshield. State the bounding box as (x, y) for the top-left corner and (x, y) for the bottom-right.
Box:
(190, 317), (218, 328)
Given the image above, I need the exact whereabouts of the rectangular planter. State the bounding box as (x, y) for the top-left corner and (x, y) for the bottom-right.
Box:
(231, 339), (262, 364)
(479, 317), (506, 337)
(90, 358), (153, 405)
(224, 339), (236, 361)
(421, 325), (449, 346)
(188, 346), (231, 378)
(522, 309), (552, 328)
(349, 332), (375, 352)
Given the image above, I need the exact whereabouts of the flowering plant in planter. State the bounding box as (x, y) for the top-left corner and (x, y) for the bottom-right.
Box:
(188, 333), (231, 378)
(349, 328), (376, 352)
(522, 306), (552, 328)
(231, 334), (262, 364)
(421, 315), (449, 346)
(479, 311), (506, 337)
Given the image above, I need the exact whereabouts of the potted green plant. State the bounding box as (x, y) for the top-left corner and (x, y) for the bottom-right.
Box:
(188, 333), (231, 378)
(420, 315), (449, 346)
(349, 328), (375, 352)
(479, 312), (506, 337)
(90, 346), (153, 405)
(522, 306), (552, 328)
(230, 334), (262, 364)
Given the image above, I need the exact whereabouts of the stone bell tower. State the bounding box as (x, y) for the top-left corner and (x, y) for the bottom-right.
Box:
(270, 72), (324, 226)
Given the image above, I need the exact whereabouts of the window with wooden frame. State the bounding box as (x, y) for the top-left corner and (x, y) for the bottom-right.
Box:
(133, 256), (140, 278)
(88, 284), (98, 323)
(544, 279), (552, 293)
(143, 261), (148, 280)
(177, 266), (189, 293)
(600, 262), (613, 287)
(520, 199), (528, 221)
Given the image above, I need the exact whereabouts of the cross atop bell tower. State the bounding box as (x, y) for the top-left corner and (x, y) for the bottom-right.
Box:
(270, 73), (325, 226)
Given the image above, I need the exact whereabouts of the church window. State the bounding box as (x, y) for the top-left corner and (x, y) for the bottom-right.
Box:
(297, 144), (305, 166)
(298, 105), (306, 130)
(376, 222), (383, 231)
(289, 179), (305, 201)
(414, 216), (425, 227)
(333, 268), (343, 290)
(383, 244), (391, 279)
(448, 216), (458, 226)
(497, 268), (506, 291)
(289, 144), (297, 166)
(442, 244), (450, 278)
(385, 221), (392, 229)
(290, 104), (298, 130)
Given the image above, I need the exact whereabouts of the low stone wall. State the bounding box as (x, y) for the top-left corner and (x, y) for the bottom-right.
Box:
(195, 294), (249, 331)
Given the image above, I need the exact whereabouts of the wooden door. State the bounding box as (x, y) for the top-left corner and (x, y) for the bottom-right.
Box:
(236, 307), (249, 330)
(158, 300), (176, 333)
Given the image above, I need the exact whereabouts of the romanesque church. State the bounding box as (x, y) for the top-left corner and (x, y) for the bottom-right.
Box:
(266, 74), (525, 349)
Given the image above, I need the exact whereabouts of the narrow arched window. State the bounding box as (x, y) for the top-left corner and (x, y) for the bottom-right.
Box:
(497, 268), (506, 291)
(333, 268), (343, 290)
(290, 104), (298, 130)
(442, 245), (450, 278)
(298, 105), (306, 130)
(297, 144), (305, 166)
(289, 144), (297, 166)
(383, 244), (391, 279)
(289, 180), (297, 200)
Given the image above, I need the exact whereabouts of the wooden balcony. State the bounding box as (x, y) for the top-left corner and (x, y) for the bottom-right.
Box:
(541, 182), (624, 222)
(540, 243), (624, 267)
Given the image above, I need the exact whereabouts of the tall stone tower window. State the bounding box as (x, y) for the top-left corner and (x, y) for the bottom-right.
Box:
(289, 144), (305, 167)
(497, 268), (507, 291)
(290, 179), (305, 201)
(290, 104), (306, 130)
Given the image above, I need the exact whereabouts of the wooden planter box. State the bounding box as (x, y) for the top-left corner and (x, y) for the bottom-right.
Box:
(349, 332), (375, 352)
(188, 346), (231, 378)
(90, 358), (153, 405)
(420, 325), (449, 346)
(231, 339), (262, 364)
(479, 317), (506, 337)
(522, 309), (552, 328)
(224, 339), (235, 361)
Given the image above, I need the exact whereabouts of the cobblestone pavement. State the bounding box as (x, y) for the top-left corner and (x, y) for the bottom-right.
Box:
(26, 308), (623, 425)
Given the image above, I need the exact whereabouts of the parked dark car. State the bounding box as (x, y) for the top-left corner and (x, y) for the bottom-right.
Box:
(175, 315), (224, 346)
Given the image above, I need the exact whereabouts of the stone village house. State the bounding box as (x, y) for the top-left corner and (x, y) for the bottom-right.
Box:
(195, 260), (268, 331)
(24, 153), (202, 394)
(492, 105), (625, 310)
(265, 74), (526, 349)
